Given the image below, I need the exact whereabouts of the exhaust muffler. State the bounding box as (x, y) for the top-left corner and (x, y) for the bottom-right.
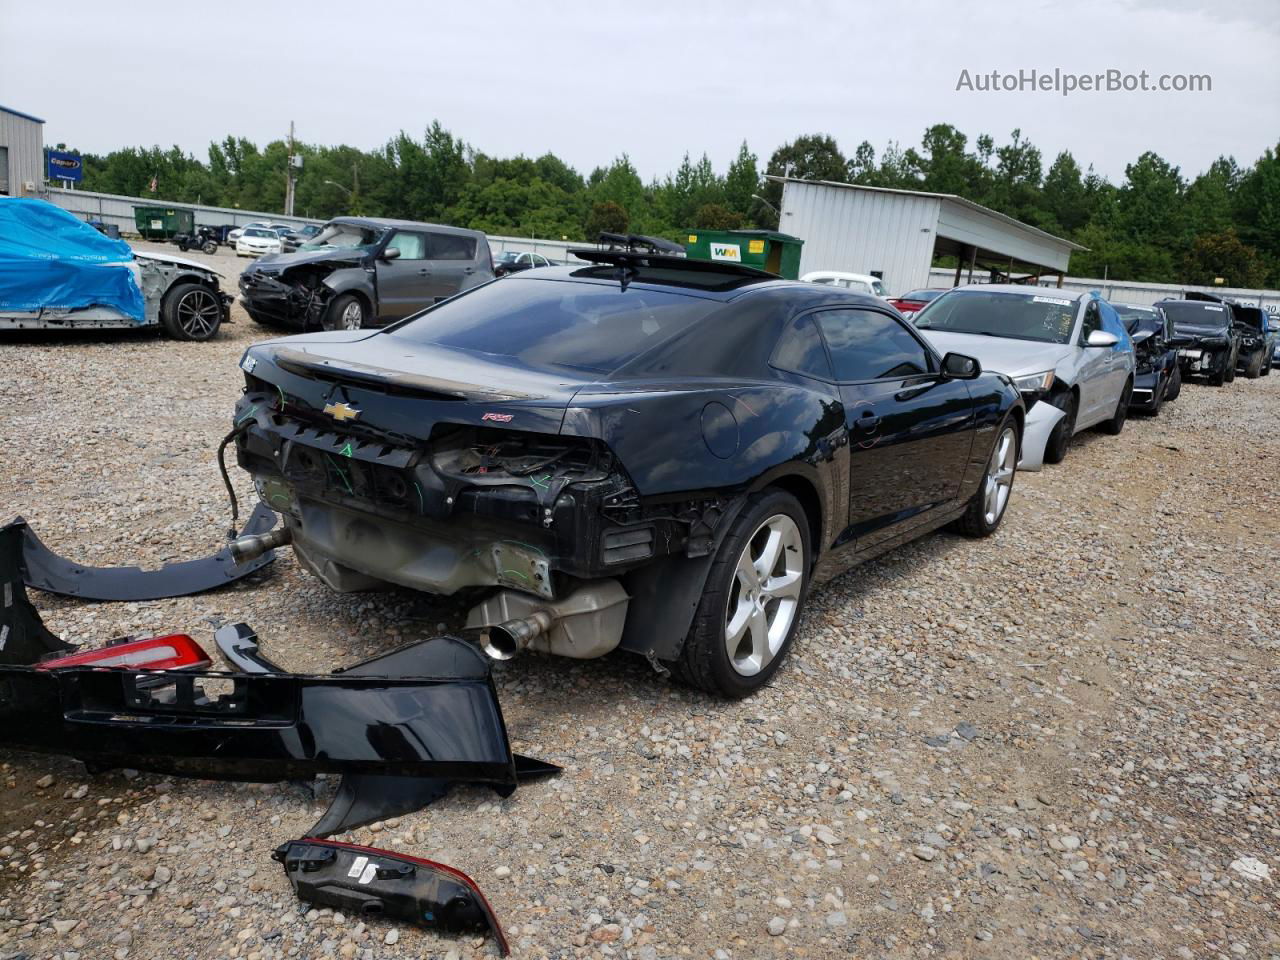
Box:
(467, 580), (630, 661)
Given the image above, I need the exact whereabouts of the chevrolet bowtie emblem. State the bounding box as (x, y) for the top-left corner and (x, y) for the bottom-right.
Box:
(323, 401), (361, 423)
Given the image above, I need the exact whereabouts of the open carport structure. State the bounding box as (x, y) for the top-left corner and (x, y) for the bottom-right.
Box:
(771, 176), (1085, 295)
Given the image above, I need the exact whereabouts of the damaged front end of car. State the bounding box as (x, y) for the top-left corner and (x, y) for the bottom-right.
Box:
(238, 253), (368, 329)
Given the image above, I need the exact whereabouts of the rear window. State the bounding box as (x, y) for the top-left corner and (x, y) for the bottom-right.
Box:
(1161, 301), (1229, 327)
(389, 278), (720, 374)
(429, 233), (477, 260)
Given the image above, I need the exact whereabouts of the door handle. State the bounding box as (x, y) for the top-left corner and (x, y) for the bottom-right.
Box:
(853, 412), (881, 431)
(416, 268), (430, 275)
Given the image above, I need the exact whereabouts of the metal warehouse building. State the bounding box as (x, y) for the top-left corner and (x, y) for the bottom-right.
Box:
(0, 105), (45, 197)
(772, 176), (1084, 297)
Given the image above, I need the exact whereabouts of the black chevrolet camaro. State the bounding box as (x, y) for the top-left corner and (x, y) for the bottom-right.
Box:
(232, 253), (1024, 697)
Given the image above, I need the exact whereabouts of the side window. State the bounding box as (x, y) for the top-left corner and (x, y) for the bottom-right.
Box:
(429, 233), (478, 260)
(517, 253), (531, 265)
(772, 315), (833, 380)
(1079, 301), (1101, 343)
(815, 309), (931, 381)
(385, 231), (426, 259)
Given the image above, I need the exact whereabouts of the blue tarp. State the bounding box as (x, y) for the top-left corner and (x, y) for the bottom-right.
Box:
(0, 198), (145, 320)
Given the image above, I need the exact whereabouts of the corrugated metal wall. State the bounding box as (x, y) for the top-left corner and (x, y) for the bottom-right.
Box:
(925, 267), (1280, 313)
(0, 110), (44, 196)
(781, 180), (941, 294)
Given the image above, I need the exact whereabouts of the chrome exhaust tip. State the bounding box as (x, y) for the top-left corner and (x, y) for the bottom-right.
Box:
(228, 527), (293, 566)
(477, 611), (554, 661)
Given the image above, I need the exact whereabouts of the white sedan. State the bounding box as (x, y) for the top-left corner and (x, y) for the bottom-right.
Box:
(235, 227), (283, 258)
(800, 270), (889, 299)
(912, 285), (1135, 470)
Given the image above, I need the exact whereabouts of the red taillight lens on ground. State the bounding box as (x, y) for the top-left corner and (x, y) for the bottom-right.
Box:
(37, 634), (212, 671)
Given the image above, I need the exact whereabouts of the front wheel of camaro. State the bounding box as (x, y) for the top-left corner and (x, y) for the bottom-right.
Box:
(674, 489), (811, 699)
(952, 420), (1018, 538)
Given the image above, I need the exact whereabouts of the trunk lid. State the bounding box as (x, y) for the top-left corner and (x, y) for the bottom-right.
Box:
(244, 332), (593, 442)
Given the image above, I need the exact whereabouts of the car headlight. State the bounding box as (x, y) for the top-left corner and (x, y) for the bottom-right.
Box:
(1012, 370), (1056, 396)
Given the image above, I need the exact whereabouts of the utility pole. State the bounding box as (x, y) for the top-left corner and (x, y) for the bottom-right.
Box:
(284, 121), (296, 217)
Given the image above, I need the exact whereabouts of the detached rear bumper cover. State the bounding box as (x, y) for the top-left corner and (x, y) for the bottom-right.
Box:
(1016, 401), (1065, 473)
(13, 502), (279, 601)
(0, 636), (519, 783)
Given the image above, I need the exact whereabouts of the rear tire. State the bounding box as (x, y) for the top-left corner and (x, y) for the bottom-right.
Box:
(1099, 379), (1132, 435)
(160, 282), (223, 341)
(323, 293), (367, 332)
(1043, 390), (1076, 465)
(673, 490), (811, 699)
(952, 420), (1018, 538)
(1165, 363), (1182, 401)
(1245, 351), (1264, 379)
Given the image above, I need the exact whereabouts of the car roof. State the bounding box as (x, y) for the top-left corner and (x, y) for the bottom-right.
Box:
(328, 216), (485, 238)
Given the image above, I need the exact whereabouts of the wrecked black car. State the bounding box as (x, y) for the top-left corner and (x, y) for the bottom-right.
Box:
(1114, 302), (1182, 414)
(238, 217), (493, 332)
(232, 252), (1023, 697)
(1231, 303), (1277, 379)
(1158, 297), (1241, 387)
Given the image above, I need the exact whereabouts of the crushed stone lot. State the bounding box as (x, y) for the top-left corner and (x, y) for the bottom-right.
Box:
(1, 243), (1277, 960)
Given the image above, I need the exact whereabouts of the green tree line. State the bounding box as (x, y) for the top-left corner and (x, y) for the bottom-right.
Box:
(56, 122), (1280, 287)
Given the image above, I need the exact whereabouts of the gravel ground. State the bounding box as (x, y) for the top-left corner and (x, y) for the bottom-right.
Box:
(1, 243), (1277, 959)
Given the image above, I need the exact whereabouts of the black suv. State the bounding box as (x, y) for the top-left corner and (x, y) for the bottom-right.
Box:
(1157, 297), (1241, 387)
(1231, 303), (1277, 378)
(1115, 303), (1183, 414)
(239, 217), (493, 331)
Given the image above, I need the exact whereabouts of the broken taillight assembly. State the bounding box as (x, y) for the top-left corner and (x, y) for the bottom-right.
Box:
(37, 634), (212, 671)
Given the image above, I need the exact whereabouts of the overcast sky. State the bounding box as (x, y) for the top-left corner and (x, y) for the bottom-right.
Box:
(2, 0), (1277, 185)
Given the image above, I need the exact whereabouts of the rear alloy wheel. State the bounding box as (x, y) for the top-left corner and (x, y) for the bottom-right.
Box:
(953, 421), (1017, 537)
(674, 490), (810, 698)
(323, 293), (366, 332)
(160, 282), (222, 341)
(1099, 379), (1132, 435)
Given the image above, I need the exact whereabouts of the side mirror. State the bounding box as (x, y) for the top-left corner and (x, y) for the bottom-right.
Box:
(940, 352), (981, 379)
(1130, 329), (1154, 344)
(1086, 330), (1119, 348)
(379, 247), (402, 261)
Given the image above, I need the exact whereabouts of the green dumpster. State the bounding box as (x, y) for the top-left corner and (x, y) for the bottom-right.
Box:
(133, 205), (194, 240)
(682, 229), (804, 279)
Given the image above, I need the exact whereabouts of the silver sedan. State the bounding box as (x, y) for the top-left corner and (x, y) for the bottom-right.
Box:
(911, 285), (1136, 469)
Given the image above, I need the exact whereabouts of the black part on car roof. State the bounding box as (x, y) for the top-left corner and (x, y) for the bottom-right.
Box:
(567, 249), (777, 291)
(593, 232), (687, 255)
